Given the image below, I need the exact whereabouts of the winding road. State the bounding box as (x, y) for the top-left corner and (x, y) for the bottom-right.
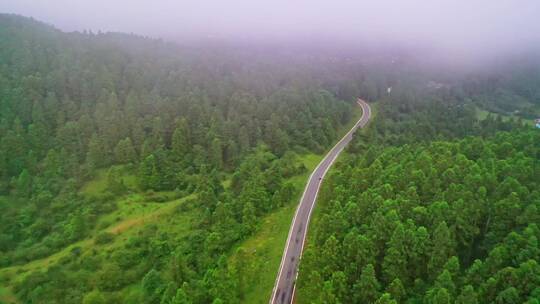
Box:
(269, 98), (371, 304)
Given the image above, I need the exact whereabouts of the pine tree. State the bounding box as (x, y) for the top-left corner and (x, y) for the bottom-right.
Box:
(430, 288), (451, 304)
(375, 293), (397, 304)
(353, 264), (380, 303)
(299, 269), (324, 302)
(434, 270), (455, 298)
(172, 118), (191, 158)
(320, 281), (339, 304)
(170, 252), (192, 285)
(82, 290), (106, 304)
(114, 137), (137, 164)
(209, 137), (223, 169)
(107, 167), (126, 194)
(160, 283), (176, 304)
(86, 133), (107, 169)
(241, 201), (257, 235)
(455, 285), (478, 304)
(411, 226), (430, 279)
(428, 221), (454, 278)
(142, 268), (164, 304)
(331, 271), (348, 302)
(14, 169), (32, 197)
(383, 223), (408, 285)
(237, 126), (250, 154)
(495, 287), (520, 304)
(386, 278), (406, 303)
(321, 236), (341, 276)
(140, 154), (160, 190)
(171, 288), (191, 304)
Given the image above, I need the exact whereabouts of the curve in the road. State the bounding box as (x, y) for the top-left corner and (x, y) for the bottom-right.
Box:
(269, 98), (371, 304)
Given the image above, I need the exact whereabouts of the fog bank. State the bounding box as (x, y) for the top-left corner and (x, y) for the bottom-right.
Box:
(2, 0), (539, 61)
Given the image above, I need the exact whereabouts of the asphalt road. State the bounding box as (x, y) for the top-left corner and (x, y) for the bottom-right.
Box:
(269, 98), (371, 304)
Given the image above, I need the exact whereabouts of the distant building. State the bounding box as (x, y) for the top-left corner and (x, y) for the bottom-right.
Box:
(536, 118), (540, 128)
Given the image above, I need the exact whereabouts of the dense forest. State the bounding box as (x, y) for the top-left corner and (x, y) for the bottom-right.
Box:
(297, 87), (540, 303)
(0, 14), (366, 303)
(1, 13), (540, 304)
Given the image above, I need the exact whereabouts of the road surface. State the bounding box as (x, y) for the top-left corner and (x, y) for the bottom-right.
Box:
(269, 98), (372, 304)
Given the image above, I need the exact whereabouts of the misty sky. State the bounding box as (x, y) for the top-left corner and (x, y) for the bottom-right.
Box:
(2, 0), (540, 54)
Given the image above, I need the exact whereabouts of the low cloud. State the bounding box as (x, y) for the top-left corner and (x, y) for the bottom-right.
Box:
(2, 0), (539, 60)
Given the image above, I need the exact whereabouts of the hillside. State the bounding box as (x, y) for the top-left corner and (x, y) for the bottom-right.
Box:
(0, 14), (362, 303)
(1, 13), (540, 304)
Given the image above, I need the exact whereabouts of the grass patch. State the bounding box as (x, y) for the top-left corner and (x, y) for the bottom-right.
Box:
(233, 203), (298, 303)
(104, 193), (195, 235)
(81, 165), (138, 196)
(476, 106), (535, 126)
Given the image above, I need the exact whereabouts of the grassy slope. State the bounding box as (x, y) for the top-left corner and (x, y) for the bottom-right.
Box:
(231, 103), (364, 304)
(0, 167), (194, 304)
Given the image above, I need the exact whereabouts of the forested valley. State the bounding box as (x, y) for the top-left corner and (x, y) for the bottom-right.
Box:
(1, 13), (539, 304)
